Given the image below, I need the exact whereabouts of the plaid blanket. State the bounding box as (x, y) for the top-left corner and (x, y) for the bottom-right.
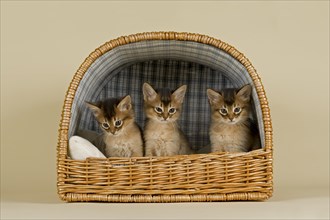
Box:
(69, 40), (264, 148)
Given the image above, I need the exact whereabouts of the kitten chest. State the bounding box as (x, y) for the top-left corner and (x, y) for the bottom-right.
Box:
(104, 133), (136, 157)
(145, 122), (181, 156)
(146, 122), (180, 142)
(210, 123), (251, 150)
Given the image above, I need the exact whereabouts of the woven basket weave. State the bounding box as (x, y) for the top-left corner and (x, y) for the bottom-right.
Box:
(57, 32), (273, 202)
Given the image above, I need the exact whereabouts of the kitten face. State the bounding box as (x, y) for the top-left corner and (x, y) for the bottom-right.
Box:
(207, 85), (252, 124)
(86, 95), (134, 135)
(143, 83), (187, 123)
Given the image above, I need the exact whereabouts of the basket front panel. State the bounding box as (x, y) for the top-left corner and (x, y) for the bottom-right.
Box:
(58, 150), (272, 196)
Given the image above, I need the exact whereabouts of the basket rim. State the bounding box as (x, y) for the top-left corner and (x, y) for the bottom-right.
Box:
(57, 31), (273, 201)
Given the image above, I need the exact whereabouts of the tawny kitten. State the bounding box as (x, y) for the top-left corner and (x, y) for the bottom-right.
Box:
(86, 95), (143, 157)
(143, 83), (192, 156)
(207, 84), (261, 153)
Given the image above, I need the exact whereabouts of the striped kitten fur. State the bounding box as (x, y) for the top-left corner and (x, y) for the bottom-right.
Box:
(86, 95), (143, 157)
(207, 84), (261, 152)
(143, 83), (192, 156)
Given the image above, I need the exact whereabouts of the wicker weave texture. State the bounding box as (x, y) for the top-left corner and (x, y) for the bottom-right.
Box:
(57, 32), (273, 202)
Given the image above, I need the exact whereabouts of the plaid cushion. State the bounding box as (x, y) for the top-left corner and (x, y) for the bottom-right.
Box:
(69, 40), (265, 148)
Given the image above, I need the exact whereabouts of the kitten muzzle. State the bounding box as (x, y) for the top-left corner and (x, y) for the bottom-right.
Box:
(163, 112), (169, 120)
(108, 127), (118, 135)
(226, 116), (238, 124)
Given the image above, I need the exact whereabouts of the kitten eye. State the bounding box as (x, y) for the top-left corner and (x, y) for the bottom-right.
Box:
(168, 108), (176, 114)
(114, 120), (122, 127)
(154, 107), (163, 113)
(219, 108), (228, 115)
(101, 122), (110, 130)
(234, 107), (241, 114)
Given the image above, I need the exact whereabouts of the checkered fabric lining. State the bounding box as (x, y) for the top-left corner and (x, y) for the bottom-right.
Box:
(69, 40), (265, 148)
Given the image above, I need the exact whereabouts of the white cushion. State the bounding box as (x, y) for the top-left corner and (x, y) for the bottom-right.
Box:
(69, 136), (106, 160)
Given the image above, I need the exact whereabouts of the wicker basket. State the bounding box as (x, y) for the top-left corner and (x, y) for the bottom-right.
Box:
(57, 32), (273, 202)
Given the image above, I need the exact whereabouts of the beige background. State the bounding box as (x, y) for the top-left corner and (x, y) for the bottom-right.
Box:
(1, 1), (329, 219)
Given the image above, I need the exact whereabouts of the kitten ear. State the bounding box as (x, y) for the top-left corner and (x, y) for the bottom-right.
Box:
(207, 89), (223, 105)
(143, 83), (157, 101)
(236, 84), (252, 102)
(172, 85), (187, 104)
(85, 101), (102, 118)
(117, 95), (132, 112)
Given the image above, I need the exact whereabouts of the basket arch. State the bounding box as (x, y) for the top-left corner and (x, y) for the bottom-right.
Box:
(57, 32), (273, 202)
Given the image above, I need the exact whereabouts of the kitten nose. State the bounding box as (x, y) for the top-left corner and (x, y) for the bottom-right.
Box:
(110, 127), (116, 134)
